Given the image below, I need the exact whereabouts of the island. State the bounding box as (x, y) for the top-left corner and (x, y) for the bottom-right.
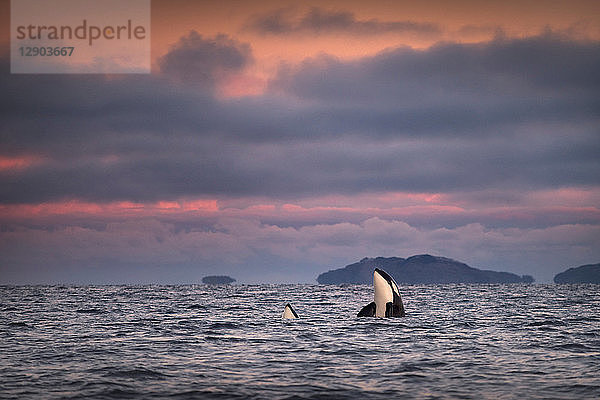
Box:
(553, 263), (600, 284)
(317, 254), (535, 284)
(202, 275), (236, 284)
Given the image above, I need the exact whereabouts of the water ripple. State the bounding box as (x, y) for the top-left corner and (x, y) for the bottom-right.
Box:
(0, 284), (599, 399)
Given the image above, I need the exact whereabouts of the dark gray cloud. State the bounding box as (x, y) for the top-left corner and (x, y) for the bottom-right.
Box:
(0, 33), (599, 205)
(270, 33), (600, 108)
(158, 31), (252, 86)
(244, 7), (441, 37)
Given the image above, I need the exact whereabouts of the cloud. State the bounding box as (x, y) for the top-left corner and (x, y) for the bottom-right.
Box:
(2, 17), (599, 285)
(0, 33), (598, 207)
(2, 216), (598, 283)
(244, 7), (441, 37)
(270, 32), (600, 109)
(158, 31), (252, 87)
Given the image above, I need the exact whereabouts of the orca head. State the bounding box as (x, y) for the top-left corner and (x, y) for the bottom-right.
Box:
(282, 303), (299, 319)
(373, 268), (405, 317)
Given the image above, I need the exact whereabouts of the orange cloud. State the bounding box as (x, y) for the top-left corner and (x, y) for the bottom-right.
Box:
(149, 0), (600, 90)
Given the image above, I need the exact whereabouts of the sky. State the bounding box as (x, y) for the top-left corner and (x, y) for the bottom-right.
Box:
(1, 0), (599, 284)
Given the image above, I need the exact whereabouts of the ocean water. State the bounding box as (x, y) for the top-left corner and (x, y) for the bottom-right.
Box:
(1, 284), (599, 399)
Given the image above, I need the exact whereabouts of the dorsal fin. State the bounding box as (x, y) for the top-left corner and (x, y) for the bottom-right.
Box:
(282, 303), (299, 319)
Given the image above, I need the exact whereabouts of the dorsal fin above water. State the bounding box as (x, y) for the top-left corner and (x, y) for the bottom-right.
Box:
(282, 303), (299, 319)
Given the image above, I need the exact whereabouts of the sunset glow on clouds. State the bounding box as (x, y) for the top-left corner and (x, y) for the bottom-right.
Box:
(1, 0), (599, 283)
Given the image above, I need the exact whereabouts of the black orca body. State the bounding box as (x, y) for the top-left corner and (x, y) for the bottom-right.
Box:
(282, 303), (299, 319)
(357, 301), (376, 317)
(358, 268), (405, 317)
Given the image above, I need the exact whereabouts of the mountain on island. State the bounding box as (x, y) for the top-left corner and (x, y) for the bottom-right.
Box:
(202, 275), (236, 284)
(317, 254), (534, 284)
(553, 263), (600, 284)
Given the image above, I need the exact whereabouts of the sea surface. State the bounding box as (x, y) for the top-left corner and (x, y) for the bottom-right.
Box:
(1, 284), (599, 399)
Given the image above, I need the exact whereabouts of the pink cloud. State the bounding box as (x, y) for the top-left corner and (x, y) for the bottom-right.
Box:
(218, 72), (267, 98)
(0, 198), (219, 219)
(2, 189), (598, 231)
(0, 155), (42, 171)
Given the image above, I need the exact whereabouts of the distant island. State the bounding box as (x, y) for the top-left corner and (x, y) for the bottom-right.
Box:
(554, 263), (600, 284)
(202, 275), (236, 284)
(317, 254), (534, 284)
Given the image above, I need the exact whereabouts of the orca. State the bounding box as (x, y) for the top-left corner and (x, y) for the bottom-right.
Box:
(358, 268), (405, 317)
(282, 303), (299, 319)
